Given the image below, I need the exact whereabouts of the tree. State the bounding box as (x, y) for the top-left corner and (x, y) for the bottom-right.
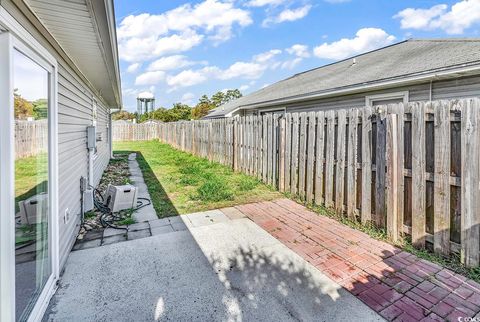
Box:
(191, 101), (213, 120)
(169, 103), (191, 121)
(191, 89), (243, 119)
(224, 89), (242, 104)
(14, 89), (34, 120)
(112, 110), (136, 121)
(32, 99), (48, 120)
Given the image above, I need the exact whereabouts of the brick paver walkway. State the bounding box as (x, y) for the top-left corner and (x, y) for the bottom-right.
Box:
(233, 198), (480, 322)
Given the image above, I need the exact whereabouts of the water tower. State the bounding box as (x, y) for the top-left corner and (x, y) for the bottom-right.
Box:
(137, 91), (155, 115)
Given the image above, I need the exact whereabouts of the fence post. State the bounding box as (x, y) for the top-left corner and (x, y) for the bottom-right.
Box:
(411, 102), (426, 248)
(461, 98), (480, 267)
(279, 116), (286, 192)
(386, 114), (399, 242)
(361, 106), (373, 224)
(375, 108), (387, 227)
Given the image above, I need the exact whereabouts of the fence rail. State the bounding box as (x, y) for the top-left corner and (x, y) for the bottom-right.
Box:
(113, 98), (480, 267)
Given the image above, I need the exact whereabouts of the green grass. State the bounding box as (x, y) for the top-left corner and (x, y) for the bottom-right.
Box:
(15, 154), (48, 198)
(285, 193), (480, 283)
(113, 140), (281, 216)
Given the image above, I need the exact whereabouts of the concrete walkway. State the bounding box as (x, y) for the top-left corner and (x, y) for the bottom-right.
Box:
(236, 199), (480, 322)
(128, 152), (157, 223)
(44, 208), (382, 321)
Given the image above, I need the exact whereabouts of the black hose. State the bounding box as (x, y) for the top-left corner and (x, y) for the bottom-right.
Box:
(88, 185), (151, 230)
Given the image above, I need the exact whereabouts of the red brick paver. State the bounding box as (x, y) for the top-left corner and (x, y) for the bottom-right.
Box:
(233, 199), (480, 321)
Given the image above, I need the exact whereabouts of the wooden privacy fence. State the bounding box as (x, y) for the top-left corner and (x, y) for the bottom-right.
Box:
(115, 98), (480, 267)
(112, 121), (162, 141)
(15, 120), (48, 159)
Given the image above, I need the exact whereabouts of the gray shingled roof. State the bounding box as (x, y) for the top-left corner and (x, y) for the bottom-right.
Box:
(205, 39), (480, 118)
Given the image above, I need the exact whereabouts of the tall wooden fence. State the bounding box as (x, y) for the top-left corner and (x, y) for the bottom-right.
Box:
(112, 121), (162, 141)
(15, 120), (48, 159)
(114, 98), (480, 267)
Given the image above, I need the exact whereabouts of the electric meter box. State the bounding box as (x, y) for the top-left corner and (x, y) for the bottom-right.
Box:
(104, 184), (138, 213)
(87, 126), (96, 150)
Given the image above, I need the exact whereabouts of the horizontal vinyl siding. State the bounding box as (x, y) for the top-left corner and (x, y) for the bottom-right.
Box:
(251, 75), (480, 114)
(3, 1), (113, 271)
(93, 100), (110, 186)
(57, 65), (111, 269)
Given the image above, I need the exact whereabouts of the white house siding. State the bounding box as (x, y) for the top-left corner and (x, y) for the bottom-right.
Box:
(3, 1), (112, 270)
(57, 65), (111, 270)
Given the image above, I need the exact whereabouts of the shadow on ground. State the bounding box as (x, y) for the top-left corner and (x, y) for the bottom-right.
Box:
(44, 216), (380, 321)
(117, 150), (179, 218)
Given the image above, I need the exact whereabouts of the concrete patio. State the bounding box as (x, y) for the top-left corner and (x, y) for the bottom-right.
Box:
(43, 208), (382, 321)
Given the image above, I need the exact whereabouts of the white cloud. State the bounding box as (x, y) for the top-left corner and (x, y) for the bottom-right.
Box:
(253, 49), (282, 63)
(126, 63), (141, 73)
(117, 0), (252, 62)
(263, 5), (312, 26)
(180, 92), (196, 105)
(119, 30), (204, 62)
(394, 5), (447, 30)
(286, 44), (310, 58)
(324, 0), (350, 3)
(166, 67), (219, 89)
(394, 1), (480, 34)
(239, 84), (250, 91)
(246, 0), (285, 7)
(219, 62), (266, 80)
(135, 71), (166, 86)
(313, 28), (396, 60)
(163, 46), (304, 91)
(147, 55), (201, 71)
(281, 57), (302, 69)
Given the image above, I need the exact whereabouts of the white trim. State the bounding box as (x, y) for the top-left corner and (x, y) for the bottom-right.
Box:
(365, 91), (409, 107)
(0, 8), (60, 322)
(0, 8), (56, 67)
(0, 31), (16, 322)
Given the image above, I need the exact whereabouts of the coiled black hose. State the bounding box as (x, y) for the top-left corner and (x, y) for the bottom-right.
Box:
(90, 186), (151, 230)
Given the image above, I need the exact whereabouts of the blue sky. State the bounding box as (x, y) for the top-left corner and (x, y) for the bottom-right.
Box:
(114, 0), (480, 112)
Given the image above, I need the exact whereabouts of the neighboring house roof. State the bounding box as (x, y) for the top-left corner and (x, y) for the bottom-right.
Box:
(24, 0), (122, 109)
(205, 39), (480, 118)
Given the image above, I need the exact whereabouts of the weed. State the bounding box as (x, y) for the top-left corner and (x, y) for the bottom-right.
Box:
(237, 176), (259, 191)
(84, 211), (96, 220)
(196, 177), (234, 202)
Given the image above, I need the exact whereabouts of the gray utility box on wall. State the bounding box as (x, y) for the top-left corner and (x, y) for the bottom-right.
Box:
(87, 126), (96, 150)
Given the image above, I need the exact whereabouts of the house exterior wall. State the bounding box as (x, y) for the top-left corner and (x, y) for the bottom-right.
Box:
(3, 1), (112, 270)
(243, 74), (480, 115)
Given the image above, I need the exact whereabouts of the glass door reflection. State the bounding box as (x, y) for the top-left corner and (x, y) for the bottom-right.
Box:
(13, 49), (51, 321)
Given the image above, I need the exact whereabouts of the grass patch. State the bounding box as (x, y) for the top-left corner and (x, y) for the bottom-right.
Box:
(196, 177), (234, 202)
(114, 140), (281, 216)
(284, 193), (480, 283)
(237, 176), (260, 191)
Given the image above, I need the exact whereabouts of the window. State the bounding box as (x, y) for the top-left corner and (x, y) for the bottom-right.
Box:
(365, 91), (409, 107)
(0, 8), (59, 322)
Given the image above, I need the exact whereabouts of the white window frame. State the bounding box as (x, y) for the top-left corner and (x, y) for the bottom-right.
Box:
(365, 91), (409, 107)
(0, 7), (59, 322)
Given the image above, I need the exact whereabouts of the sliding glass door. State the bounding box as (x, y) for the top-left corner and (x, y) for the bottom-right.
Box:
(0, 9), (58, 322)
(13, 49), (52, 322)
